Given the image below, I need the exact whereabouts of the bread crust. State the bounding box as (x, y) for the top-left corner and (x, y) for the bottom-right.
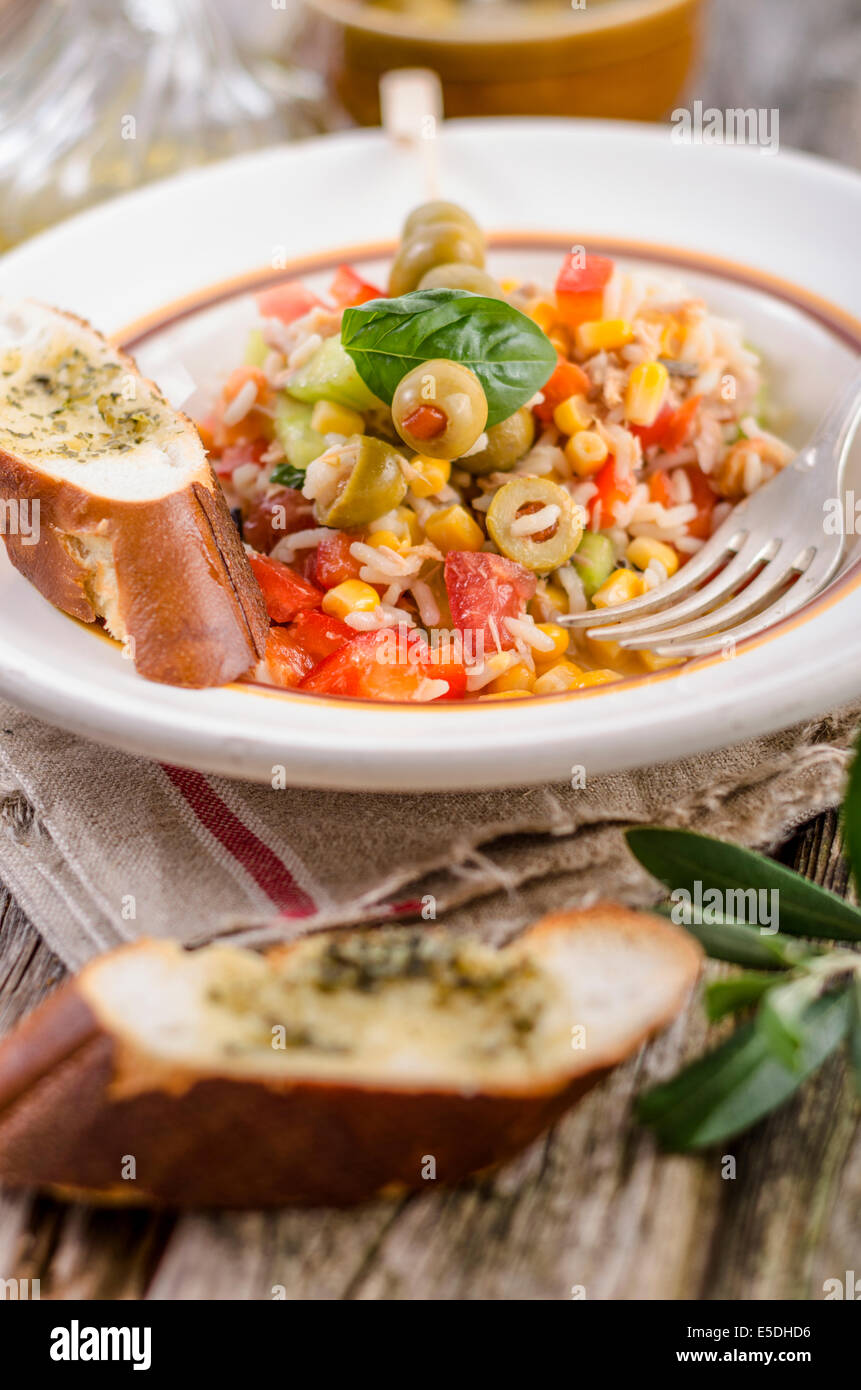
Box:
(0, 306), (268, 687)
(0, 910), (701, 1208)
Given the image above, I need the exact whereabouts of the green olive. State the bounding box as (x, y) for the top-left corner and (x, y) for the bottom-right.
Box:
(391, 358), (488, 460)
(322, 435), (408, 528)
(388, 222), (485, 297)
(456, 407), (535, 476)
(486, 477), (583, 572)
(417, 262), (503, 297)
(402, 201), (482, 242)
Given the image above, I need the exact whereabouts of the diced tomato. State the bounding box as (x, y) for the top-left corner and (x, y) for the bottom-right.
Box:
(263, 610), (352, 689)
(247, 551), (322, 623)
(682, 464), (718, 540)
(212, 438), (270, 481)
(554, 252), (615, 328)
(648, 468), (675, 508)
(329, 265), (384, 308)
(264, 626), (316, 689)
(243, 488), (315, 554)
(444, 551), (536, 655)
(256, 281), (324, 324)
(632, 394), (702, 452)
(533, 358), (592, 422)
(586, 456), (635, 527)
(300, 628), (466, 702)
(313, 529), (364, 590)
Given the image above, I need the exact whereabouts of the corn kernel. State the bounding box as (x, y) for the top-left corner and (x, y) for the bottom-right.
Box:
(639, 649), (684, 671)
(553, 394), (592, 436)
(659, 316), (685, 357)
(533, 623), (570, 665)
(576, 669), (621, 687)
(531, 300), (560, 334)
(486, 661), (535, 694)
(407, 455), (452, 498)
(424, 505), (484, 553)
(591, 568), (646, 608)
(549, 331), (572, 358)
(321, 579), (379, 619)
(579, 632), (625, 665)
(564, 428), (608, 477)
(310, 399), (366, 437)
(367, 529), (409, 555)
(625, 536), (679, 576)
(533, 660), (584, 695)
(575, 319), (635, 355)
(392, 506), (423, 544)
(499, 278), (521, 294)
(478, 689), (532, 701)
(624, 361), (669, 427)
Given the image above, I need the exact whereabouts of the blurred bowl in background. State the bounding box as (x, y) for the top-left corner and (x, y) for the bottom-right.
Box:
(302, 0), (702, 124)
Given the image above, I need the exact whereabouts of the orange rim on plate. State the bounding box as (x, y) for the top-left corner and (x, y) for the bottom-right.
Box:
(117, 235), (861, 710)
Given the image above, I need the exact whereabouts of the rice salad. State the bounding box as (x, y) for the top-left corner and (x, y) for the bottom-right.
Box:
(197, 201), (793, 703)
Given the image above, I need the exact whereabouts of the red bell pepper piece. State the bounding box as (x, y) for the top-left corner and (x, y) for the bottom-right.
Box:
(256, 281), (324, 324)
(301, 628), (466, 702)
(328, 265), (385, 308)
(247, 551), (322, 623)
(554, 252), (614, 328)
(444, 551), (536, 656)
(533, 358), (592, 422)
(632, 394), (702, 452)
(681, 464), (718, 540)
(263, 610), (352, 689)
(586, 456), (635, 527)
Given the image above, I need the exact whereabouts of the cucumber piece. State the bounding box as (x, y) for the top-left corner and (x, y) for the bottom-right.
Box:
(244, 327), (268, 367)
(274, 393), (326, 471)
(574, 531), (615, 599)
(287, 337), (379, 412)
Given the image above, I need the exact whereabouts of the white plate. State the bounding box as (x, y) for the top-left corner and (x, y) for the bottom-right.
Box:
(0, 119), (859, 790)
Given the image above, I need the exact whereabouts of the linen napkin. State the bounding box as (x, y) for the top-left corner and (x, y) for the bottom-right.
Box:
(0, 698), (857, 972)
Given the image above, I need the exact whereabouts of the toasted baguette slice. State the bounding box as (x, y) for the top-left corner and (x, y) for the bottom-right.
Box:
(0, 907), (700, 1207)
(0, 301), (268, 686)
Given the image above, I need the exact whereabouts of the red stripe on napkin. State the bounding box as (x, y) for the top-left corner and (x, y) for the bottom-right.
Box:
(161, 765), (316, 917)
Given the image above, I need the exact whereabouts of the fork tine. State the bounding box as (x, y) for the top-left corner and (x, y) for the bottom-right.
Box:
(560, 521), (748, 627)
(652, 541), (844, 657)
(618, 545), (800, 649)
(589, 534), (775, 641)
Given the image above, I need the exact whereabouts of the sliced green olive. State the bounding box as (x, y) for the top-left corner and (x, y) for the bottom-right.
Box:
(322, 435), (408, 528)
(388, 222), (485, 297)
(391, 358), (488, 460)
(457, 406), (535, 476)
(486, 477), (583, 572)
(417, 263), (503, 297)
(403, 201), (482, 242)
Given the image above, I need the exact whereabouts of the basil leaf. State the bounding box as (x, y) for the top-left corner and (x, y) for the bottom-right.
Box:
(270, 462), (306, 491)
(341, 289), (557, 428)
(637, 989), (851, 1150)
(842, 730), (861, 893)
(626, 827), (861, 942)
(705, 972), (785, 1021)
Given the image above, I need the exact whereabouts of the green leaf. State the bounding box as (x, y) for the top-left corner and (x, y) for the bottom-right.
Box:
(756, 973), (824, 1069)
(269, 462), (307, 491)
(341, 289), (557, 428)
(848, 975), (861, 1101)
(842, 729), (861, 893)
(655, 908), (814, 969)
(705, 972), (784, 1021)
(637, 989), (852, 1150)
(626, 827), (861, 942)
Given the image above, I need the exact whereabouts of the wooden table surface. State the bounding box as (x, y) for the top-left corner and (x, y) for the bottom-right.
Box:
(1, 0), (860, 1300)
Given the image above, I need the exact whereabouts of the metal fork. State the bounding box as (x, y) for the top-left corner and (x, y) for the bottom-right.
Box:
(561, 363), (861, 657)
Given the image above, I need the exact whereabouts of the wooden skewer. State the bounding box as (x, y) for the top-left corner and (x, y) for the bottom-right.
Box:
(379, 68), (444, 201)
